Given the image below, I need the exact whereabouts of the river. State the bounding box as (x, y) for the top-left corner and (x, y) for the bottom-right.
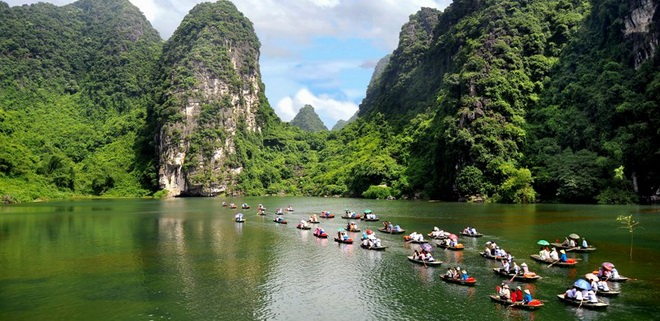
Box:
(1, 197), (659, 320)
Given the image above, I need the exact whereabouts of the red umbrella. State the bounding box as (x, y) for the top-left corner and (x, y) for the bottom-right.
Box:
(449, 234), (458, 240)
(602, 262), (614, 271)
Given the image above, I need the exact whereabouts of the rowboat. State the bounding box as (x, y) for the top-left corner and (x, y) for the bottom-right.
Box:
(437, 243), (465, 251)
(591, 271), (629, 282)
(296, 224), (311, 230)
(378, 227), (406, 234)
(347, 228), (361, 232)
(341, 215), (361, 219)
(488, 295), (544, 310)
(461, 232), (483, 238)
(360, 243), (387, 251)
(235, 219), (245, 223)
(492, 268), (541, 282)
(550, 242), (597, 252)
(480, 252), (504, 261)
(407, 256), (442, 266)
(273, 219), (288, 224)
(361, 217), (380, 221)
(258, 212), (266, 216)
(529, 254), (578, 267)
(556, 294), (608, 309)
(314, 231), (328, 238)
(441, 275), (476, 286)
(307, 219), (320, 224)
(320, 213), (335, 219)
(334, 236), (352, 243)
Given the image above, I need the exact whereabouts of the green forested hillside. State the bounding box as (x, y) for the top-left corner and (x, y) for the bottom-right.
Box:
(1, 0), (658, 204)
(0, 0), (161, 202)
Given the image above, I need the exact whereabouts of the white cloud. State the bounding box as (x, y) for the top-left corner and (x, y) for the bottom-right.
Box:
(276, 88), (358, 127)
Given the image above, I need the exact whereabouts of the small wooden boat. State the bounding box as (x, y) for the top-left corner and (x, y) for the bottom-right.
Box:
(441, 275), (476, 286)
(378, 227), (406, 234)
(229, 205), (237, 209)
(296, 224), (311, 230)
(550, 242), (597, 252)
(347, 228), (361, 233)
(407, 256), (442, 266)
(480, 252), (504, 261)
(273, 219), (288, 224)
(492, 268), (540, 282)
(334, 237), (353, 244)
(461, 232), (484, 238)
(285, 207), (294, 212)
(590, 271), (629, 282)
(595, 289), (621, 297)
(307, 219), (320, 224)
(235, 219), (245, 223)
(241, 205), (250, 209)
(488, 295), (544, 310)
(341, 214), (361, 219)
(320, 213), (335, 219)
(556, 294), (608, 309)
(437, 243), (465, 251)
(529, 254), (578, 267)
(314, 231), (328, 238)
(360, 243), (387, 251)
(361, 217), (380, 221)
(257, 212), (267, 216)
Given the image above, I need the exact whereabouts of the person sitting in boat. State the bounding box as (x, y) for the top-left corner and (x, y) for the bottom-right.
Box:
(235, 213), (243, 220)
(512, 262), (521, 275)
(299, 220), (308, 228)
(413, 250), (421, 260)
(372, 237), (382, 248)
(423, 250), (435, 262)
(611, 267), (620, 279)
(222, 201), (227, 206)
(582, 289), (598, 303)
(463, 227), (471, 234)
(499, 284), (511, 300)
(581, 238), (589, 248)
(515, 286), (524, 302)
(589, 277), (610, 292)
(565, 287), (577, 299)
(484, 243), (493, 256)
(538, 247), (549, 260)
(275, 215), (283, 222)
(522, 289), (533, 304)
(460, 270), (469, 281)
(502, 258), (511, 273)
(549, 248), (559, 261)
(310, 214), (318, 222)
(559, 250), (568, 262)
(445, 268), (454, 278)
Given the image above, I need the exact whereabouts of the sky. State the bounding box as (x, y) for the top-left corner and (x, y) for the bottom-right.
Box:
(6, 0), (452, 128)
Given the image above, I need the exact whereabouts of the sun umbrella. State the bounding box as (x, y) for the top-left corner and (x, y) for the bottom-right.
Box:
(449, 234), (458, 240)
(420, 243), (433, 252)
(537, 240), (550, 246)
(602, 262), (614, 271)
(364, 209), (372, 214)
(568, 233), (580, 240)
(573, 279), (592, 291)
(585, 273), (598, 281)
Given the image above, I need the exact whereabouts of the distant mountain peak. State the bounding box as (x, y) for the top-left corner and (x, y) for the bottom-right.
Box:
(290, 105), (327, 132)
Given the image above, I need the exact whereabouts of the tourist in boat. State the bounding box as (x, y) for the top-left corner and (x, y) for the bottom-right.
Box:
(310, 214), (318, 222)
(275, 215), (283, 222)
(235, 213), (243, 221)
(299, 220), (308, 228)
(565, 287), (577, 299)
(499, 284), (511, 300)
(484, 242), (493, 256)
(460, 270), (469, 281)
(515, 286), (524, 302)
(502, 258), (511, 273)
(538, 247), (548, 260)
(582, 238), (589, 248)
(549, 248), (559, 261)
(222, 201), (227, 206)
(413, 250), (421, 260)
(522, 289), (533, 304)
(559, 249), (568, 262)
(512, 262), (521, 275)
(276, 208), (283, 215)
(588, 276), (610, 292)
(423, 250), (435, 262)
(445, 268), (454, 278)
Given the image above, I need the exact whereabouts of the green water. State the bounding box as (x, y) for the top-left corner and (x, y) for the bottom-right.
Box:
(1, 198), (659, 320)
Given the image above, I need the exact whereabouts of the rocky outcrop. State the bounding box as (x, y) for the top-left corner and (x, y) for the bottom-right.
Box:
(155, 1), (264, 197)
(624, 0), (659, 68)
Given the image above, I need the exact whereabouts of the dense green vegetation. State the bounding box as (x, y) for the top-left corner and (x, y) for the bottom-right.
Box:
(0, 0), (161, 203)
(1, 0), (657, 204)
(289, 105), (328, 132)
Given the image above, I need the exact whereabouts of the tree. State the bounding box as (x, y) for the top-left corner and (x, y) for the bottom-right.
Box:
(616, 215), (642, 260)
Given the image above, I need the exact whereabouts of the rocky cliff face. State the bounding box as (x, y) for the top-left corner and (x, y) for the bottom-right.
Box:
(155, 1), (264, 197)
(624, 0), (659, 68)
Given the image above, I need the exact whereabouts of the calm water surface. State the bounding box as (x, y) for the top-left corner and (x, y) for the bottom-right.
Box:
(1, 197), (659, 320)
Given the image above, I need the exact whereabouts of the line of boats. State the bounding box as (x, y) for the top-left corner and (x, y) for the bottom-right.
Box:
(231, 204), (630, 312)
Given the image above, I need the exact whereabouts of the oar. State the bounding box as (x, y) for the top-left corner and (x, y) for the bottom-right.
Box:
(548, 260), (560, 267)
(505, 271), (517, 284)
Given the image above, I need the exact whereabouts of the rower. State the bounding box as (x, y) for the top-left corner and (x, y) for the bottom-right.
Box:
(502, 258), (511, 273)
(559, 250), (568, 262)
(549, 248), (559, 261)
(498, 284), (511, 300)
(460, 270), (469, 281)
(582, 238), (588, 248)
